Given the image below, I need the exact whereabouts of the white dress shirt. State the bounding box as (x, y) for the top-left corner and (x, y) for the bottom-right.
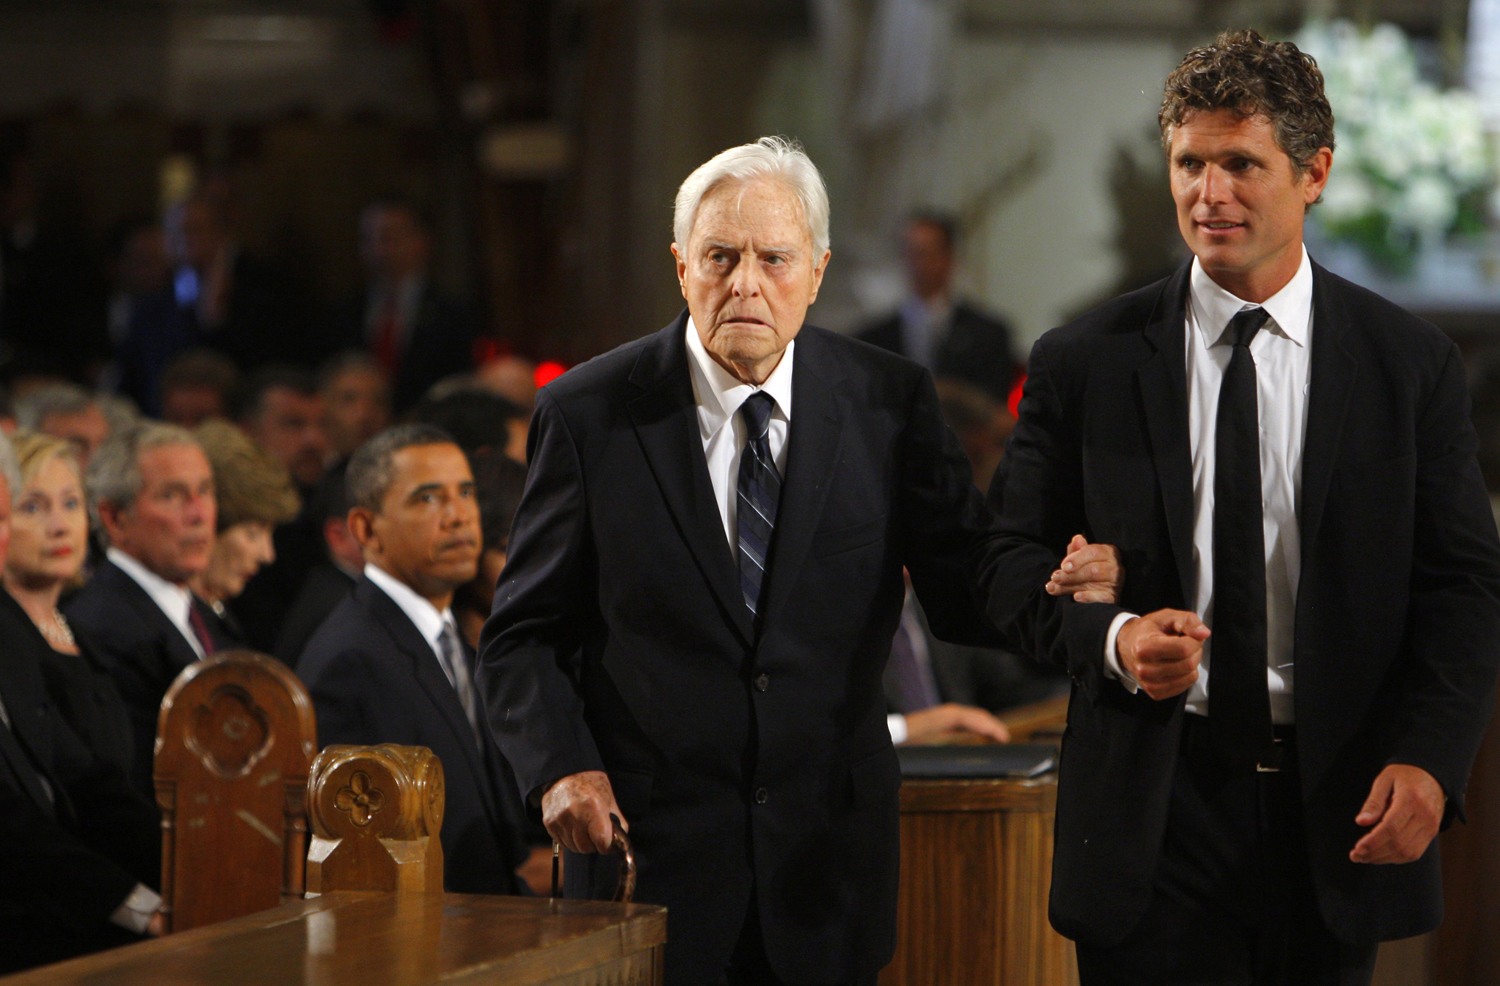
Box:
(684, 317), (794, 550)
(1107, 249), (1312, 724)
(683, 319), (912, 742)
(107, 547), (209, 661)
(364, 563), (460, 681)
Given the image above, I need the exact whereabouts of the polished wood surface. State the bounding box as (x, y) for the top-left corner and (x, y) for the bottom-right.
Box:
(306, 743), (445, 894)
(154, 650), (318, 932)
(884, 774), (1077, 986)
(3, 892), (667, 985)
(998, 695), (1069, 744)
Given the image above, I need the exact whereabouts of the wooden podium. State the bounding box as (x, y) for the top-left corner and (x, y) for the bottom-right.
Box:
(884, 773), (1077, 986)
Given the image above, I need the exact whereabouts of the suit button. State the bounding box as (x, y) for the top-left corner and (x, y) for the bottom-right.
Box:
(753, 674), (769, 692)
(754, 787), (769, 805)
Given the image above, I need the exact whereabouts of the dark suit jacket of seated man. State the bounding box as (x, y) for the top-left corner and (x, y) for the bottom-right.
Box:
(64, 422), (220, 798)
(298, 425), (529, 895)
(477, 137), (1008, 986)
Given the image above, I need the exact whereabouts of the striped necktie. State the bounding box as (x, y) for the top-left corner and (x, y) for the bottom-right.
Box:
(736, 392), (782, 620)
(438, 622), (483, 748)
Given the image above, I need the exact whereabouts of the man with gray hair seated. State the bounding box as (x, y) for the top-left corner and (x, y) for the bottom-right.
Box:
(14, 382), (112, 470)
(63, 421), (218, 796)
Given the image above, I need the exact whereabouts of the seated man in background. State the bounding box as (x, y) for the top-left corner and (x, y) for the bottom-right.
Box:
(298, 424), (531, 894)
(318, 350), (392, 465)
(0, 429), (165, 972)
(229, 365), (329, 653)
(64, 422), (218, 795)
(855, 210), (1021, 402)
(275, 461), (360, 667)
(14, 383), (112, 472)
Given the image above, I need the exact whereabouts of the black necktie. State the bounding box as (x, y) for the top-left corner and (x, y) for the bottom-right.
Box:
(736, 392), (781, 620)
(1210, 307), (1274, 767)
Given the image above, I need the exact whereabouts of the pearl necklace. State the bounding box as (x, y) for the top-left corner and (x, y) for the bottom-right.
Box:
(40, 609), (75, 649)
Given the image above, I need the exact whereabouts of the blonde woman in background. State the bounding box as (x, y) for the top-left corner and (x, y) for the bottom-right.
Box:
(3, 431), (133, 775)
(190, 419), (300, 648)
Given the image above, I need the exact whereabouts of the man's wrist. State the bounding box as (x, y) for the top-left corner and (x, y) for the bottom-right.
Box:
(109, 883), (162, 935)
(1103, 611), (1141, 692)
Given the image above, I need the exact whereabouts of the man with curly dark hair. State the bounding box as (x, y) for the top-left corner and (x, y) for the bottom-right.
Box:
(979, 29), (1500, 984)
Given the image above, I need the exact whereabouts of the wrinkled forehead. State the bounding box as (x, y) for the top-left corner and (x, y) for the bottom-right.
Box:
(690, 177), (812, 244)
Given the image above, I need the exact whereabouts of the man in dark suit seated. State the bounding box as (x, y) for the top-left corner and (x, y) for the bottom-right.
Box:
(854, 210), (1020, 402)
(0, 431), (165, 973)
(297, 424), (530, 895)
(979, 30), (1500, 984)
(64, 422), (220, 797)
(327, 199), (479, 413)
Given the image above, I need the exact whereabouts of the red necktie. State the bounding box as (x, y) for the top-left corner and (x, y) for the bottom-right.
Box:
(188, 604), (216, 658)
(373, 296), (401, 376)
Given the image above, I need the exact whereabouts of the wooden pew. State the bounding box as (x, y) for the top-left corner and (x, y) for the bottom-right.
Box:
(154, 650), (317, 932)
(10, 736), (667, 984)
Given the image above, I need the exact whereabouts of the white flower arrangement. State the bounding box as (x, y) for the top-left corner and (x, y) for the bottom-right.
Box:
(1295, 20), (1495, 271)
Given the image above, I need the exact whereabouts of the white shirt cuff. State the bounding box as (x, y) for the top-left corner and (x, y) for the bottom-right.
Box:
(1103, 611), (1141, 693)
(887, 713), (908, 745)
(109, 883), (161, 934)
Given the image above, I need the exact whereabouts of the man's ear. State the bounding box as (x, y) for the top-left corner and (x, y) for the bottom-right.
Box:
(347, 507), (376, 551)
(96, 499), (127, 545)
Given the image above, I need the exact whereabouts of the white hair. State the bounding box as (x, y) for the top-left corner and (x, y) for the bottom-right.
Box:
(672, 136), (830, 259)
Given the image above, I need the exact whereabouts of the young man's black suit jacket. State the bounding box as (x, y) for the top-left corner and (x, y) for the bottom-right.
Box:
(479, 314), (996, 984)
(0, 589), (160, 973)
(298, 575), (528, 895)
(979, 261), (1500, 948)
(64, 559), (207, 796)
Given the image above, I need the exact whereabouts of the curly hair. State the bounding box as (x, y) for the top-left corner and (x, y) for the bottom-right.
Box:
(1159, 28), (1335, 175)
(193, 419), (300, 531)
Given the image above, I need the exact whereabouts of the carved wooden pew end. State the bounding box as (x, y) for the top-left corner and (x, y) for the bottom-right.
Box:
(155, 650), (317, 933)
(306, 743), (445, 895)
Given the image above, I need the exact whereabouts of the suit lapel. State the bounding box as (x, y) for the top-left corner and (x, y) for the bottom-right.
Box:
(1298, 264), (1356, 551)
(101, 563), (201, 671)
(628, 318), (754, 644)
(1136, 266), (1197, 605)
(359, 580), (496, 814)
(758, 329), (847, 633)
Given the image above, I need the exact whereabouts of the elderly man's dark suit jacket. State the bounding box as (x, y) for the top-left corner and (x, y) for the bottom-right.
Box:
(64, 559), (207, 796)
(0, 589), (160, 973)
(980, 261), (1500, 948)
(479, 314), (995, 984)
(298, 575), (528, 895)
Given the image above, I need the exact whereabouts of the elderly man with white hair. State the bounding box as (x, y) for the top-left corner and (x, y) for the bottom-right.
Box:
(478, 137), (1092, 985)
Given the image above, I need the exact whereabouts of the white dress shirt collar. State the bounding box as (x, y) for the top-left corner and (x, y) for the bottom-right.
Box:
(1188, 247), (1313, 348)
(106, 547), (205, 659)
(364, 562), (452, 660)
(684, 315), (796, 443)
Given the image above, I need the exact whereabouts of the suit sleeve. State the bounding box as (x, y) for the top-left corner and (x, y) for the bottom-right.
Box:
(975, 337), (1123, 688)
(895, 368), (1003, 645)
(477, 390), (604, 803)
(1389, 343), (1500, 815)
